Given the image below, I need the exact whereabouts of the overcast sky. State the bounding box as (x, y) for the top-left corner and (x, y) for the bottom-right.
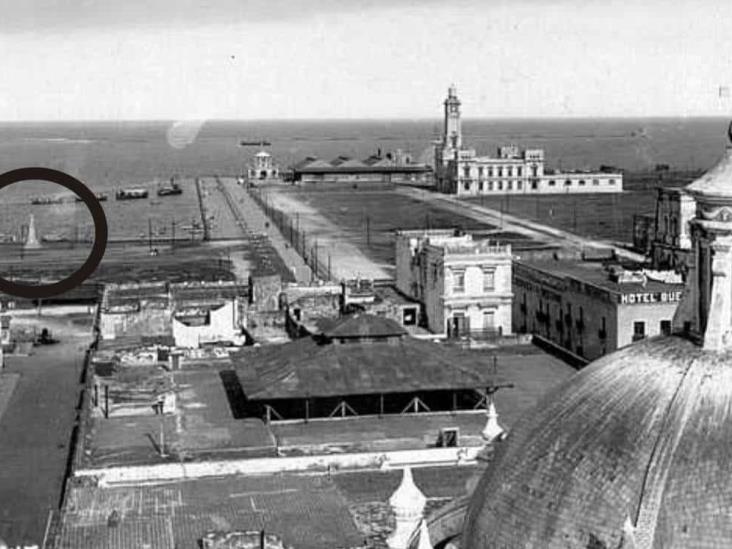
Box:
(1, 0), (731, 121)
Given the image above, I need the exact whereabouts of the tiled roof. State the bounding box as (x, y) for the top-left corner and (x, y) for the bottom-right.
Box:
(323, 313), (407, 339)
(234, 336), (518, 399)
(57, 475), (364, 549)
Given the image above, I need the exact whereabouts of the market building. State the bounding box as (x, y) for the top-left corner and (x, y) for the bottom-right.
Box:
(290, 150), (431, 185)
(513, 259), (684, 361)
(434, 85), (623, 195)
(396, 229), (513, 337)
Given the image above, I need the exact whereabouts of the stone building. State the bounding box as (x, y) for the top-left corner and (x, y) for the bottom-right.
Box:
(513, 259), (684, 361)
(417, 121), (732, 549)
(396, 229), (513, 337)
(247, 150), (280, 182)
(434, 85), (623, 195)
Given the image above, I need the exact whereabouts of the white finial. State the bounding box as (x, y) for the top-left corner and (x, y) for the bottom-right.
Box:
(416, 518), (433, 549)
(24, 213), (41, 250)
(387, 467), (427, 549)
(481, 400), (505, 442)
(620, 515), (638, 548)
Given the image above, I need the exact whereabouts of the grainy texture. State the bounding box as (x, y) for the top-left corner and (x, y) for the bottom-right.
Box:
(463, 335), (732, 549)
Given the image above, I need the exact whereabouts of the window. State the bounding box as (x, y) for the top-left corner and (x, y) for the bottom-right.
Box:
(593, 179), (599, 185)
(507, 181), (513, 190)
(548, 180), (556, 186)
(517, 167), (523, 176)
(463, 166), (470, 178)
(483, 310), (496, 330)
(579, 180), (586, 186)
(507, 167), (513, 177)
(464, 182), (469, 191)
(488, 167), (493, 177)
(531, 181), (538, 190)
(478, 166), (484, 177)
(483, 268), (495, 291)
(453, 270), (465, 293)
(609, 179), (616, 185)
(633, 321), (646, 341)
(497, 181), (503, 190)
(565, 179), (572, 186)
(497, 167), (503, 177)
(531, 166), (538, 177)
(517, 181), (522, 190)
(488, 181), (494, 191)
(660, 320), (671, 336)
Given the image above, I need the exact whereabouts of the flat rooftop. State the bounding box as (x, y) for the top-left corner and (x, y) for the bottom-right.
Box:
(518, 259), (685, 296)
(81, 340), (574, 468)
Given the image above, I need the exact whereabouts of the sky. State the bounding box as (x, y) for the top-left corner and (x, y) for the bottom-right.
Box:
(1, 0), (731, 121)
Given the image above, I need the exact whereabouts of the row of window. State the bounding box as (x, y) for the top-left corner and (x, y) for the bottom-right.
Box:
(462, 165), (541, 178)
(462, 180), (524, 192)
(546, 178), (616, 187)
(452, 268), (495, 293)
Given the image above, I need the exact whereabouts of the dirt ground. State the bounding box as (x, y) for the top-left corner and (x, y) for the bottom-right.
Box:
(0, 309), (93, 546)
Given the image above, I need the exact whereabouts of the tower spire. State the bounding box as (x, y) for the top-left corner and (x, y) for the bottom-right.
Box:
(673, 121), (732, 350)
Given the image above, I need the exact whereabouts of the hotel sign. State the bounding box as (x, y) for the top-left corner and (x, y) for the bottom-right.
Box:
(619, 290), (683, 305)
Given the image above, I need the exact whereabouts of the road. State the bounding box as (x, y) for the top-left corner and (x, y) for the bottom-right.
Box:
(0, 312), (92, 546)
(397, 186), (646, 262)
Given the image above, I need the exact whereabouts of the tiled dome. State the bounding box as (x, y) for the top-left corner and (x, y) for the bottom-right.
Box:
(463, 335), (732, 548)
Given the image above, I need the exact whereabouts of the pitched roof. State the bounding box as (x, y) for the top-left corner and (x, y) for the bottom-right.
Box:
(233, 336), (510, 400)
(323, 313), (407, 339)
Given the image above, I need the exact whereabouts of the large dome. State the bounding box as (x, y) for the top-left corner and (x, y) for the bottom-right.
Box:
(463, 334), (732, 548)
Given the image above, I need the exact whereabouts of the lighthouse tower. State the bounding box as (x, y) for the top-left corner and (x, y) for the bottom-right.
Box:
(434, 85), (465, 193)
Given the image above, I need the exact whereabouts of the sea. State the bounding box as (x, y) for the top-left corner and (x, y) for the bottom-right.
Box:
(0, 117), (729, 242)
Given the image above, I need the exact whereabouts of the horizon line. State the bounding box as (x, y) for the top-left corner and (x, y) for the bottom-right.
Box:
(0, 114), (729, 124)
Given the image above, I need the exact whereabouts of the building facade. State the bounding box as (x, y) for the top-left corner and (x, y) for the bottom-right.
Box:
(247, 150), (280, 182)
(291, 150), (431, 185)
(513, 259), (684, 361)
(434, 86), (623, 196)
(396, 229), (513, 337)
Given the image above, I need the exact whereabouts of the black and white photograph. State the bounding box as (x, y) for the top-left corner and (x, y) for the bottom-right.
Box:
(0, 1), (731, 548)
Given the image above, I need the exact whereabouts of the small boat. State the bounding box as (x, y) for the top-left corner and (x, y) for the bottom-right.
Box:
(240, 140), (271, 147)
(157, 182), (183, 196)
(30, 196), (64, 205)
(75, 193), (108, 202)
(116, 188), (148, 200)
(42, 233), (68, 243)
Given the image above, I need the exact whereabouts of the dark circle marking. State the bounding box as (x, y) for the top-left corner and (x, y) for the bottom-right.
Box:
(0, 168), (108, 299)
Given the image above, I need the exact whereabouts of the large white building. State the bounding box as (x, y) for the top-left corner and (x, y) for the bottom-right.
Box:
(434, 85), (623, 195)
(396, 229), (513, 337)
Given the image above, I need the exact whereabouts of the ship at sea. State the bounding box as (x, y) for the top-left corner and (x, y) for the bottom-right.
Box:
(74, 193), (108, 202)
(41, 232), (69, 243)
(30, 196), (66, 205)
(157, 178), (183, 196)
(116, 188), (148, 200)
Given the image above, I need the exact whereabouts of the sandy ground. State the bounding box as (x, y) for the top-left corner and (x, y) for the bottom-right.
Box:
(264, 188), (391, 280)
(0, 309), (93, 546)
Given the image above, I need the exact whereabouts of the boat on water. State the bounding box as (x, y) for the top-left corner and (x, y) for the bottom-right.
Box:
(0, 233), (16, 243)
(157, 178), (183, 196)
(116, 188), (148, 200)
(240, 140), (271, 146)
(42, 233), (69, 243)
(75, 193), (108, 202)
(30, 196), (65, 205)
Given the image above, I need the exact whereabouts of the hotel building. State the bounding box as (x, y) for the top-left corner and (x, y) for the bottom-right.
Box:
(434, 85), (623, 196)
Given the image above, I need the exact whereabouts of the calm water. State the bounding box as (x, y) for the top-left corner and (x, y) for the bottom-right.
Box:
(0, 117), (727, 241)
